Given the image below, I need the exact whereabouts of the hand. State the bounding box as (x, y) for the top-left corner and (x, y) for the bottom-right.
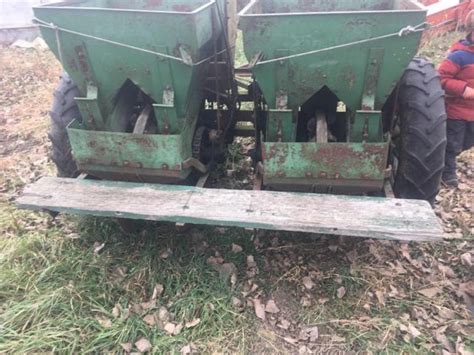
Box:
(462, 86), (474, 99)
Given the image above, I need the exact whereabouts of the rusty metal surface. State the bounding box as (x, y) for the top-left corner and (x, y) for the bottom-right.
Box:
(67, 120), (190, 180)
(262, 142), (389, 184)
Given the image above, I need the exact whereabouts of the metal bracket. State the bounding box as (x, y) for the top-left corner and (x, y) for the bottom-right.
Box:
(163, 86), (174, 106)
(351, 110), (383, 143)
(267, 109), (293, 142)
(178, 45), (193, 66)
(152, 104), (177, 134)
(274, 49), (290, 109)
(361, 48), (384, 111)
(75, 84), (105, 130)
(276, 91), (288, 110)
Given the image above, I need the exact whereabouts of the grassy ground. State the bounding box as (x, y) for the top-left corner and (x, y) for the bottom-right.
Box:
(0, 32), (473, 354)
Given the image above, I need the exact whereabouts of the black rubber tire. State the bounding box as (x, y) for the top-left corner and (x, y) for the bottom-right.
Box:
(49, 72), (82, 177)
(393, 57), (447, 204)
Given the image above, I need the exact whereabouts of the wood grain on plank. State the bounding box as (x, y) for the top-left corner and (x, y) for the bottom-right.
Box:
(17, 177), (444, 241)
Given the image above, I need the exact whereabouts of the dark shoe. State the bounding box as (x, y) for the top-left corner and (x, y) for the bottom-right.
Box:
(441, 174), (458, 188)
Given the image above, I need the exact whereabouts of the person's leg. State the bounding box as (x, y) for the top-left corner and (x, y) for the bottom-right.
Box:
(462, 121), (474, 152)
(442, 119), (465, 187)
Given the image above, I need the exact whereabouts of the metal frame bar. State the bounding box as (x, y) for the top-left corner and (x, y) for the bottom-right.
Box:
(36, 0), (217, 15)
(239, 0), (425, 17)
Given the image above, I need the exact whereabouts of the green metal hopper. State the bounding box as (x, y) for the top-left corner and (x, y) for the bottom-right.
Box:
(239, 0), (427, 192)
(34, 0), (226, 182)
(239, 0), (426, 112)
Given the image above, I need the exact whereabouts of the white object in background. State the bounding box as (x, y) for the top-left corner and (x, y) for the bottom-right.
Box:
(426, 0), (461, 16)
(0, 0), (51, 29)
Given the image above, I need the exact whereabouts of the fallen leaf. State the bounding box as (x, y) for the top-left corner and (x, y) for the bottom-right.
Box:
(93, 242), (105, 255)
(180, 344), (198, 355)
(302, 276), (314, 290)
(436, 263), (456, 278)
(298, 345), (311, 354)
(140, 300), (156, 311)
(230, 272), (238, 288)
(332, 335), (346, 342)
(346, 249), (358, 263)
(375, 290), (386, 306)
(159, 248), (172, 259)
(173, 323), (183, 335)
(400, 243), (412, 261)
(456, 336), (470, 355)
(180, 345), (192, 355)
(392, 260), (407, 274)
(122, 307), (130, 320)
(112, 304), (121, 318)
(418, 287), (442, 298)
(135, 337), (152, 353)
(258, 328), (277, 341)
(408, 323), (421, 339)
(435, 331), (455, 353)
(253, 298), (266, 321)
(131, 303), (143, 314)
(120, 342), (132, 353)
(283, 336), (298, 345)
(96, 316), (112, 328)
(299, 326), (319, 342)
(438, 308), (456, 320)
(212, 262), (237, 282)
(143, 314), (156, 326)
(109, 266), (127, 284)
(164, 322), (176, 335)
(336, 286), (346, 299)
(232, 297), (244, 312)
(265, 299), (280, 314)
(247, 255), (257, 268)
(185, 318), (201, 328)
(300, 297), (312, 307)
(318, 297), (329, 304)
(157, 307), (170, 322)
(277, 318), (291, 330)
(398, 322), (408, 332)
(460, 252), (472, 267)
(151, 284), (164, 300)
(459, 281), (474, 296)
(232, 243), (243, 253)
(206, 256), (224, 265)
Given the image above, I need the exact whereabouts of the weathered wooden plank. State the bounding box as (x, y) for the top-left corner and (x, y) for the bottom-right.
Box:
(17, 177), (444, 242)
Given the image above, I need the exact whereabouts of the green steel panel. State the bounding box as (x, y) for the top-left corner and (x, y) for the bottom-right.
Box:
(239, 0), (426, 112)
(67, 120), (192, 175)
(262, 142), (389, 181)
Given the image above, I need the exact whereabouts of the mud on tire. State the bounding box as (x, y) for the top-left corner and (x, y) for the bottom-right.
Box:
(49, 72), (82, 177)
(393, 57), (447, 204)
